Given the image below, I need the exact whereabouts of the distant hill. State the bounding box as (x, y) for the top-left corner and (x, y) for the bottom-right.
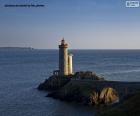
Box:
(0, 47), (35, 51)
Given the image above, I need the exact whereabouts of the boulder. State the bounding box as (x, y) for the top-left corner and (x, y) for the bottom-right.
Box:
(90, 91), (99, 105)
(99, 87), (119, 104)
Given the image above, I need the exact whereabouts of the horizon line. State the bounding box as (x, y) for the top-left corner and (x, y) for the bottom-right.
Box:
(1, 47), (140, 50)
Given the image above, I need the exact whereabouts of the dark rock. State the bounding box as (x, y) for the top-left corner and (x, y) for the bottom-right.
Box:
(38, 72), (120, 106)
(97, 92), (140, 116)
(38, 75), (70, 91)
(90, 91), (99, 105)
(73, 71), (104, 80)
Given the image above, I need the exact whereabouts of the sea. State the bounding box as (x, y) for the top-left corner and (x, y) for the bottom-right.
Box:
(0, 49), (140, 116)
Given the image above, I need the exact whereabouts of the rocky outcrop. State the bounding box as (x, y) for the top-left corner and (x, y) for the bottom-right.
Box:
(90, 91), (99, 105)
(90, 88), (119, 105)
(38, 75), (70, 91)
(73, 71), (104, 80)
(47, 82), (89, 105)
(38, 73), (119, 106)
(46, 81), (119, 105)
(99, 87), (119, 104)
(97, 92), (140, 116)
(38, 71), (104, 91)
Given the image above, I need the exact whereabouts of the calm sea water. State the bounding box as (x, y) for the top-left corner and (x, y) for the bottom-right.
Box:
(0, 50), (140, 116)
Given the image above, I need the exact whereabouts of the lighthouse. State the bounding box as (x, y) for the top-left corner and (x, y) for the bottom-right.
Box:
(58, 38), (73, 76)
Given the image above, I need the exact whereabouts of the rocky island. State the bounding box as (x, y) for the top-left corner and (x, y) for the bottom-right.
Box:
(38, 39), (121, 105)
(38, 71), (119, 105)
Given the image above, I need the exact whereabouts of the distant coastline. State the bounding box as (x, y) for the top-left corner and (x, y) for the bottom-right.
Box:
(0, 47), (35, 51)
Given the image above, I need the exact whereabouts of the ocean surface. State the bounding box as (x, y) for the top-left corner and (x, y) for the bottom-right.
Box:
(0, 49), (140, 116)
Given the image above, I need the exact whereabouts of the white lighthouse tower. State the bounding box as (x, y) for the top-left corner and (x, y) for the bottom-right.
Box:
(68, 54), (73, 75)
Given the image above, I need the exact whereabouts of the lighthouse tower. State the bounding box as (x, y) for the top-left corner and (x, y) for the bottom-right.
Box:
(68, 54), (73, 75)
(59, 38), (69, 76)
(58, 38), (73, 76)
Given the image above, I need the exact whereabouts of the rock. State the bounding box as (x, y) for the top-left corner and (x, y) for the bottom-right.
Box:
(89, 88), (119, 105)
(97, 92), (140, 116)
(38, 74), (120, 106)
(90, 91), (99, 105)
(99, 87), (119, 104)
(46, 82), (119, 106)
(38, 75), (70, 91)
(74, 71), (104, 80)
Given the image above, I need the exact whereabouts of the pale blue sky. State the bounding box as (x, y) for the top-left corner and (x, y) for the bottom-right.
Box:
(0, 0), (140, 49)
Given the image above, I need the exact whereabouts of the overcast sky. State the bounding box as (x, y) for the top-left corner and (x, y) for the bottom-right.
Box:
(0, 0), (140, 49)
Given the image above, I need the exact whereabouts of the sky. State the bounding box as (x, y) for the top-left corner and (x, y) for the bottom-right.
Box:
(0, 0), (140, 49)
